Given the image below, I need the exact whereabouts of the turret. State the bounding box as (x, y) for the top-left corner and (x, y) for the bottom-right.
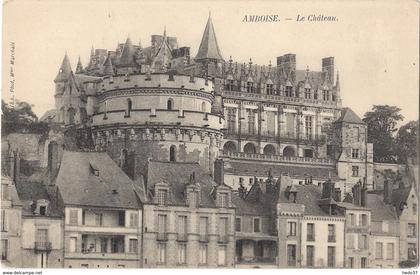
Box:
(75, 56), (84, 74)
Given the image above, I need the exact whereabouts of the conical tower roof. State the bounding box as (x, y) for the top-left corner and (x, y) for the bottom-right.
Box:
(54, 52), (73, 82)
(119, 36), (136, 66)
(75, 56), (84, 74)
(103, 54), (114, 76)
(195, 15), (223, 61)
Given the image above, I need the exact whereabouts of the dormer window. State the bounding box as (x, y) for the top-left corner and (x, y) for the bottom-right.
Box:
(246, 81), (254, 93)
(218, 192), (228, 208)
(305, 88), (311, 99)
(266, 84), (274, 95)
(157, 189), (168, 206)
(36, 200), (49, 216)
(323, 89), (330, 101)
(226, 79), (234, 91)
(285, 86), (293, 97)
(39, 206), (47, 216)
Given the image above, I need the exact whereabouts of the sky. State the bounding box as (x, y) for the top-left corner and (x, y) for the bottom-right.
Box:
(2, 0), (419, 123)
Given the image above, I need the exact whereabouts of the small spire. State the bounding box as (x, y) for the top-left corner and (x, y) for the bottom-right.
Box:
(249, 58), (253, 66)
(229, 55), (233, 63)
(163, 26), (167, 38)
(335, 71), (340, 90)
(90, 46), (94, 56)
(76, 56), (83, 74)
(103, 52), (114, 76)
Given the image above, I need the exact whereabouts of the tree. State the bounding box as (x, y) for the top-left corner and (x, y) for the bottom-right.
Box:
(363, 105), (403, 163)
(395, 120), (418, 164)
(2, 100), (48, 136)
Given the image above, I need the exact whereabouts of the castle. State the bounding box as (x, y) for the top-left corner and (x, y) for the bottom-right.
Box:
(1, 15), (417, 269)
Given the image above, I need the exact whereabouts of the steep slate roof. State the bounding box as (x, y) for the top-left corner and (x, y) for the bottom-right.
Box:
(195, 15), (223, 61)
(55, 151), (143, 209)
(225, 160), (340, 180)
(146, 160), (217, 207)
(366, 192), (398, 221)
(336, 107), (364, 124)
(231, 192), (270, 215)
(119, 37), (137, 66)
(391, 187), (412, 217)
(54, 53), (72, 82)
(278, 184), (344, 217)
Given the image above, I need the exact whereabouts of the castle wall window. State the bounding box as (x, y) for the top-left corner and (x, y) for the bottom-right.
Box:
(67, 108), (76, 125)
(158, 214), (167, 234)
(69, 210), (78, 225)
(352, 166), (359, 177)
(327, 145), (333, 157)
(305, 116), (313, 140)
(199, 217), (208, 238)
(263, 144), (276, 156)
(307, 223), (315, 241)
(323, 90), (330, 101)
(266, 84), (274, 95)
(328, 224), (335, 242)
(283, 146), (296, 157)
(217, 245), (227, 266)
(199, 244), (208, 264)
(413, 203), (417, 215)
(243, 143), (256, 154)
(359, 234), (368, 249)
(69, 237), (77, 253)
(223, 141), (237, 154)
(169, 145), (176, 162)
(285, 86), (293, 97)
(129, 239), (138, 253)
(158, 243), (166, 263)
(235, 218), (241, 232)
(253, 218), (261, 233)
(361, 257), (367, 268)
(36, 229), (48, 244)
(408, 223), (416, 237)
(201, 102), (206, 112)
(287, 221), (296, 236)
(167, 98), (174, 110)
(375, 242), (383, 259)
(352, 149), (359, 159)
(226, 108), (236, 134)
(126, 98), (132, 117)
(219, 217), (228, 237)
(304, 149), (313, 158)
(226, 79), (234, 91)
(314, 90), (318, 100)
(305, 88), (311, 99)
(178, 243), (187, 264)
(247, 109), (255, 135)
(246, 81), (254, 93)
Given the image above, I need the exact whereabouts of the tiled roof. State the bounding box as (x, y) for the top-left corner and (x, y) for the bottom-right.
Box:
(146, 160), (217, 207)
(336, 107), (364, 124)
(55, 151), (143, 209)
(195, 16), (223, 61)
(366, 192), (398, 221)
(278, 184), (344, 217)
(225, 160), (339, 180)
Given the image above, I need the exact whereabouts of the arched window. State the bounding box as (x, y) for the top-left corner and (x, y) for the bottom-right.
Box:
(126, 98), (132, 117)
(167, 98), (174, 110)
(243, 143), (256, 154)
(263, 144), (276, 156)
(283, 146), (296, 157)
(169, 145), (176, 162)
(223, 141), (237, 154)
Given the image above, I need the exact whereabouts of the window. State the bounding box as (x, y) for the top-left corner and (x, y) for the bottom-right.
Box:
(361, 214), (368, 226)
(69, 210), (78, 225)
(126, 98), (132, 117)
(413, 203), (417, 215)
(1, 239), (8, 260)
(313, 90), (318, 100)
(178, 216), (187, 238)
(199, 217), (208, 239)
(348, 213), (355, 226)
(266, 84), (274, 95)
(226, 79), (234, 91)
(328, 224), (335, 242)
(347, 234), (354, 249)
(157, 189), (168, 205)
(352, 149), (359, 159)
(307, 223), (315, 241)
(408, 243), (417, 260)
(327, 145), (333, 157)
(327, 246), (335, 267)
(69, 237), (77, 253)
(129, 239), (138, 253)
(219, 217), (228, 238)
(246, 81), (254, 93)
(235, 218), (241, 232)
(348, 257), (354, 268)
(253, 218), (260, 233)
(352, 166), (359, 177)
(95, 213), (103, 226)
(304, 88), (311, 99)
(375, 242), (383, 259)
(247, 109), (255, 135)
(226, 108), (236, 134)
(39, 206), (47, 216)
(129, 213), (138, 228)
(382, 221), (389, 232)
(100, 238), (107, 253)
(118, 211), (125, 226)
(408, 223), (416, 237)
(288, 221), (296, 236)
(1, 210), (7, 232)
(158, 243), (166, 263)
(218, 245), (227, 266)
(199, 244), (208, 264)
(178, 243), (186, 264)
(285, 86), (293, 97)
(158, 215), (167, 234)
(169, 145), (176, 162)
(359, 234), (368, 249)
(306, 245), (314, 267)
(287, 244), (296, 266)
(305, 116), (313, 140)
(219, 193), (228, 208)
(36, 229), (48, 243)
(323, 89), (330, 101)
(167, 98), (173, 110)
(386, 243), (394, 260)
(361, 257), (367, 268)
(81, 264), (89, 268)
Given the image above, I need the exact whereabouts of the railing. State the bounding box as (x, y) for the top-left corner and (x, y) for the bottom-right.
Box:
(157, 232), (168, 242)
(236, 256), (277, 264)
(177, 233), (188, 242)
(34, 242), (52, 252)
(199, 234), (209, 243)
(223, 152), (334, 165)
(328, 235), (336, 242)
(218, 235), (229, 244)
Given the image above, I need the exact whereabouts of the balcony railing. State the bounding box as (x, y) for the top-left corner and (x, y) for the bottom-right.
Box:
(223, 152), (334, 165)
(328, 235), (336, 242)
(199, 234), (209, 243)
(34, 242), (52, 252)
(218, 235), (229, 244)
(236, 256), (277, 264)
(157, 232), (168, 242)
(177, 233), (188, 242)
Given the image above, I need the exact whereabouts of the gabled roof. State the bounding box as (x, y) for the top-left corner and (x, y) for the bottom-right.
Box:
(195, 15), (223, 61)
(366, 192), (398, 221)
(336, 107), (364, 124)
(55, 151), (143, 209)
(146, 160), (217, 207)
(54, 53), (72, 82)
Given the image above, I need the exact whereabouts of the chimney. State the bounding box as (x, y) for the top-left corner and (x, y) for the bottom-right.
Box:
(321, 179), (334, 199)
(214, 159), (224, 186)
(322, 57), (334, 83)
(361, 177), (368, 207)
(333, 188), (342, 202)
(47, 142), (60, 185)
(384, 179), (393, 204)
